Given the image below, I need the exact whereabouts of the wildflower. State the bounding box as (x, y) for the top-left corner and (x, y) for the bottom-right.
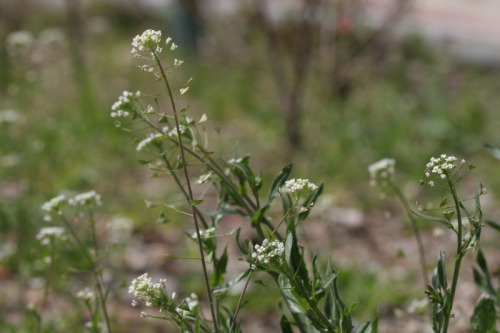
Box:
(180, 87), (189, 96)
(253, 239), (285, 266)
(168, 125), (186, 138)
(170, 43), (178, 50)
(284, 178), (318, 200)
(36, 227), (65, 245)
(131, 29), (162, 55)
(429, 181), (435, 186)
(481, 187), (487, 194)
(368, 158), (395, 185)
(196, 172), (212, 184)
(407, 298), (428, 314)
(42, 194), (66, 213)
(136, 132), (164, 151)
(426, 154), (458, 179)
(111, 91), (137, 115)
(129, 273), (168, 307)
(191, 227), (215, 239)
(69, 190), (102, 206)
(5, 31), (34, 55)
(165, 37), (172, 45)
(0, 110), (21, 124)
(140, 311), (148, 318)
(174, 59), (184, 67)
(197, 113), (208, 124)
(77, 287), (95, 301)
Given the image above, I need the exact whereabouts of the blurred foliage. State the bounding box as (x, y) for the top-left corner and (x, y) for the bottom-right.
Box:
(1, 1), (500, 332)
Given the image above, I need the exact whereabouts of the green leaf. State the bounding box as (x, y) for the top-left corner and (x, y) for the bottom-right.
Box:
(212, 247), (228, 286)
(285, 231), (293, 270)
(279, 313), (294, 333)
(190, 200), (203, 206)
(485, 143), (500, 160)
(202, 151), (214, 159)
(469, 165), (476, 170)
(298, 183), (323, 222)
(437, 252), (447, 291)
(322, 271), (339, 291)
(443, 211), (454, 221)
(165, 254), (180, 259)
(251, 205), (269, 227)
(212, 270), (250, 295)
(178, 299), (191, 311)
(411, 209), (454, 230)
(475, 184), (483, 222)
(232, 161), (255, 189)
(235, 228), (248, 255)
(157, 211), (169, 224)
(254, 280), (291, 289)
(179, 105), (190, 114)
(460, 202), (471, 219)
(268, 163), (293, 205)
(371, 314), (379, 333)
(486, 220), (500, 233)
(439, 198), (448, 207)
(195, 315), (200, 333)
(473, 268), (496, 297)
(470, 297), (496, 333)
(278, 275), (306, 314)
(355, 322), (372, 333)
(431, 267), (440, 290)
(138, 159), (150, 165)
(204, 252), (213, 264)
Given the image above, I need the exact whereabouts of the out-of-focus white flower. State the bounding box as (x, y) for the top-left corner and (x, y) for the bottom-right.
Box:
(77, 287), (95, 301)
(42, 194), (66, 213)
(407, 298), (428, 314)
(368, 158), (395, 185)
(0, 110), (21, 124)
(5, 31), (34, 55)
(180, 87), (189, 96)
(36, 227), (65, 245)
(69, 190), (102, 206)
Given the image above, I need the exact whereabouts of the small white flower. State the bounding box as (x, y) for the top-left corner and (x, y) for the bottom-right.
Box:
(166, 37), (172, 44)
(440, 174), (446, 179)
(180, 87), (189, 96)
(174, 59), (184, 67)
(425, 172), (430, 178)
(140, 311), (148, 318)
(461, 159), (465, 166)
(36, 227), (65, 245)
(170, 43), (178, 50)
(429, 181), (435, 186)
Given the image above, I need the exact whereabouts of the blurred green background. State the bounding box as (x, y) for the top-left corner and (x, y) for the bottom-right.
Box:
(1, 0), (500, 332)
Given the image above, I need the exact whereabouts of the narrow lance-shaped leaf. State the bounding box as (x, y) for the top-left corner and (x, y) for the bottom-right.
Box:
(470, 297), (496, 333)
(268, 163), (293, 205)
(355, 321), (372, 333)
(439, 198), (448, 207)
(486, 220), (500, 233)
(212, 270), (250, 295)
(437, 252), (447, 291)
(411, 209), (454, 230)
(485, 143), (500, 160)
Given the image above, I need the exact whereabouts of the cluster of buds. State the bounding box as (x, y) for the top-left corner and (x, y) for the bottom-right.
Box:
(368, 158), (395, 186)
(36, 227), (65, 245)
(69, 190), (102, 206)
(129, 273), (168, 308)
(136, 131), (166, 151)
(191, 227), (215, 239)
(41, 194), (66, 217)
(111, 90), (141, 117)
(421, 154), (466, 186)
(131, 29), (162, 57)
(252, 239), (285, 265)
(76, 287), (95, 302)
(284, 178), (318, 200)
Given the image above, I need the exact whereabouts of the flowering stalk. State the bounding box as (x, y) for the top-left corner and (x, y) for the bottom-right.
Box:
(152, 43), (219, 332)
(369, 158), (428, 286)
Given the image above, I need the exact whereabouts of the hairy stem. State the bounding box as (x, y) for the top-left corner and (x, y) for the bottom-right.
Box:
(155, 54), (219, 332)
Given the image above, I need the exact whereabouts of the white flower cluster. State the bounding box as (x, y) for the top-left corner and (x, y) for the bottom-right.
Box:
(136, 130), (167, 151)
(168, 124), (187, 137)
(69, 190), (102, 206)
(111, 90), (140, 117)
(175, 293), (199, 316)
(196, 172), (212, 184)
(129, 273), (167, 308)
(41, 194), (66, 214)
(407, 298), (429, 314)
(36, 227), (65, 245)
(252, 239), (285, 265)
(368, 158), (395, 185)
(425, 154), (460, 179)
(0, 109), (21, 124)
(77, 287), (95, 302)
(5, 30), (34, 55)
(191, 227), (215, 239)
(131, 29), (163, 57)
(285, 178), (318, 200)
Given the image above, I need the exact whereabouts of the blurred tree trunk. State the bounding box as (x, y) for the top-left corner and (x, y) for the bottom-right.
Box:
(0, 0), (32, 91)
(177, 0), (202, 52)
(255, 0), (319, 155)
(64, 0), (95, 115)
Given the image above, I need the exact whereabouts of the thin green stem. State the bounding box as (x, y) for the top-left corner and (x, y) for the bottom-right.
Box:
(60, 215), (112, 333)
(442, 176), (464, 333)
(390, 182), (428, 286)
(36, 244), (55, 333)
(155, 53), (219, 333)
(271, 201), (298, 236)
(229, 271), (253, 333)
